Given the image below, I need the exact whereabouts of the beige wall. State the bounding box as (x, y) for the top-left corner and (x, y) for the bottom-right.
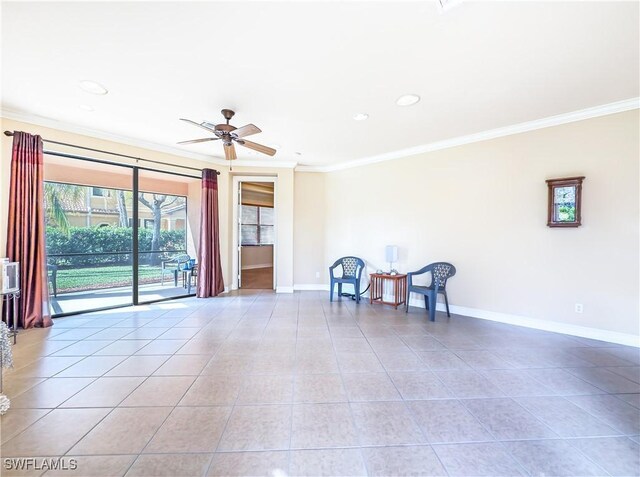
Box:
(241, 245), (274, 270)
(2, 112), (638, 339)
(323, 110), (639, 337)
(293, 172), (326, 285)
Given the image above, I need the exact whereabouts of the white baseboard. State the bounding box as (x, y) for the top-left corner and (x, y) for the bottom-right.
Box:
(406, 297), (639, 348)
(294, 284), (330, 291)
(276, 286), (294, 293)
(291, 286), (638, 347)
(241, 264), (273, 270)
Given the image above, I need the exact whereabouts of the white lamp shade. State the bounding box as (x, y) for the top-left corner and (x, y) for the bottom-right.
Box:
(385, 245), (398, 263)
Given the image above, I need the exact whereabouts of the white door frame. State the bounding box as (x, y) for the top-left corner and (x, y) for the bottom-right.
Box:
(232, 176), (277, 291)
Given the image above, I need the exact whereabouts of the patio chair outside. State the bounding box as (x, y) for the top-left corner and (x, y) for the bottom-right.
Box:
(161, 253), (191, 286)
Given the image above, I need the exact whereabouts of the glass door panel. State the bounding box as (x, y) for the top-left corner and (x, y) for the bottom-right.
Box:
(43, 156), (134, 315)
(137, 169), (199, 303)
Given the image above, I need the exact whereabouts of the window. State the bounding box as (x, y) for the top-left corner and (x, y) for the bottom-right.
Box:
(241, 205), (274, 245)
(143, 219), (155, 229)
(92, 187), (109, 197)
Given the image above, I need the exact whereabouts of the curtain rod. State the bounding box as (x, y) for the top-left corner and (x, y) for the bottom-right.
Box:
(3, 130), (220, 175)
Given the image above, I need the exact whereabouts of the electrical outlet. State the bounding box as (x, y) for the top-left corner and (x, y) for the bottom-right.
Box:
(315, 271), (320, 279)
(575, 303), (584, 314)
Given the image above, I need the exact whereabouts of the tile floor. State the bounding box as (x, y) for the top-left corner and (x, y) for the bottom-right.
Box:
(1, 290), (639, 477)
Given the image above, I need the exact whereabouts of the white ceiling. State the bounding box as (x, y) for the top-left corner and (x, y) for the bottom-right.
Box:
(2, 1), (638, 168)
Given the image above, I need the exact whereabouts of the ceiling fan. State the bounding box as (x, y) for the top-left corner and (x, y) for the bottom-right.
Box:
(178, 109), (276, 161)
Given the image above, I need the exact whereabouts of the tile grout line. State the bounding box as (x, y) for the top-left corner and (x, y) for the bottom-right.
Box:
(204, 291), (264, 477)
(326, 298), (374, 475)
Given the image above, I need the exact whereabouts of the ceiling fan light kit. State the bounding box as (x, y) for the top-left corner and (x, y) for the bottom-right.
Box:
(179, 109), (276, 169)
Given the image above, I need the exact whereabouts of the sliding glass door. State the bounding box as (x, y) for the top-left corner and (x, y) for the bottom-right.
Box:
(137, 169), (199, 304)
(44, 157), (134, 315)
(43, 155), (200, 316)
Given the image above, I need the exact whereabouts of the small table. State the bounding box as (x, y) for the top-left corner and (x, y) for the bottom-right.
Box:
(184, 267), (198, 295)
(370, 273), (407, 309)
(1, 289), (20, 344)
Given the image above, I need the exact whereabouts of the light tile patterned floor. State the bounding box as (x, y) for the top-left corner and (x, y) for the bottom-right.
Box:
(1, 290), (639, 476)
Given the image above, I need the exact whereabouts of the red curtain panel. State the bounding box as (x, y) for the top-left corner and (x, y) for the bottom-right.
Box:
(6, 131), (53, 328)
(196, 169), (224, 297)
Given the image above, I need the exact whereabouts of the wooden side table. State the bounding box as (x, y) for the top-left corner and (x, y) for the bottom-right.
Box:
(370, 273), (407, 309)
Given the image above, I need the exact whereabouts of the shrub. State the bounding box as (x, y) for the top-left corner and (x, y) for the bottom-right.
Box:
(47, 226), (186, 268)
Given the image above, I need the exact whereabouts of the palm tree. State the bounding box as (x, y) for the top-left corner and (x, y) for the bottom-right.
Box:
(44, 182), (84, 236)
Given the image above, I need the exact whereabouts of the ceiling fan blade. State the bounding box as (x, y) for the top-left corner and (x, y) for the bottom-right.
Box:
(177, 137), (219, 145)
(236, 139), (277, 156)
(180, 118), (218, 134)
(224, 143), (237, 161)
(231, 124), (261, 139)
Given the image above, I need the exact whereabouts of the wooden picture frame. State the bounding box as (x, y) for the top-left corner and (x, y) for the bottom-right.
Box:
(546, 176), (585, 227)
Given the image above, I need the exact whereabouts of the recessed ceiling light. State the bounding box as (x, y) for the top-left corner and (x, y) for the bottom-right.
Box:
(396, 94), (420, 106)
(79, 104), (94, 112)
(79, 80), (108, 95)
(353, 113), (369, 121)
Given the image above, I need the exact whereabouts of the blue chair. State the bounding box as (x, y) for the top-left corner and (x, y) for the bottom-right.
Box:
(406, 262), (456, 321)
(329, 256), (365, 303)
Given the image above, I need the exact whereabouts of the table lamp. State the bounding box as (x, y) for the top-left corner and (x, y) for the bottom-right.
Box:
(385, 245), (398, 274)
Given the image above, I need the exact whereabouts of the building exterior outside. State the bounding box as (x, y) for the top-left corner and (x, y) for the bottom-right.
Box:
(46, 184), (186, 231)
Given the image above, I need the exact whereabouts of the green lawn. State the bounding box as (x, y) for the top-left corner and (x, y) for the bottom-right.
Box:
(54, 265), (166, 293)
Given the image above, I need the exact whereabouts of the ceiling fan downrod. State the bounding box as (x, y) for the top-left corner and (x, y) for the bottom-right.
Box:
(221, 109), (235, 124)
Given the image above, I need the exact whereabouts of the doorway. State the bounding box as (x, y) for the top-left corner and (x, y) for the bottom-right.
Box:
(234, 179), (276, 290)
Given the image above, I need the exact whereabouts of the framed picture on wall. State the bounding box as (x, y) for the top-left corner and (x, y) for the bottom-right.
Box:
(546, 176), (585, 227)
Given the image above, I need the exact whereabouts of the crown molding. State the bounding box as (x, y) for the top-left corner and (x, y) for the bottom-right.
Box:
(1, 107), (220, 164)
(230, 159), (298, 169)
(295, 97), (640, 173)
(0, 107), (298, 169)
(3, 98), (637, 175)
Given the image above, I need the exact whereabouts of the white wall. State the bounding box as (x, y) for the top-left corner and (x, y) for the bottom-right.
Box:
(321, 110), (639, 340)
